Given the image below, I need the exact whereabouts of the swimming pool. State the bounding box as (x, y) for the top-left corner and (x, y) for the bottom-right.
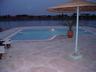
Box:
(9, 27), (92, 41)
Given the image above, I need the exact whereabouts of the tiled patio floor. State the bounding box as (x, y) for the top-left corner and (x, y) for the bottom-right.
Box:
(0, 34), (96, 72)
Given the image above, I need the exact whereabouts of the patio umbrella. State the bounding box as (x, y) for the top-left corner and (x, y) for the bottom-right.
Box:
(48, 0), (96, 59)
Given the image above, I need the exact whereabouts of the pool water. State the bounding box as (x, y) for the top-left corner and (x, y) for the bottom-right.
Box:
(10, 28), (92, 40)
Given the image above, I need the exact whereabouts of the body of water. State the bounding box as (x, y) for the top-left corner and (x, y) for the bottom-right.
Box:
(0, 20), (96, 29)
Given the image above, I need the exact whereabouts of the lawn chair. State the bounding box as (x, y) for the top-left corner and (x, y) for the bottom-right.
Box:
(0, 46), (5, 59)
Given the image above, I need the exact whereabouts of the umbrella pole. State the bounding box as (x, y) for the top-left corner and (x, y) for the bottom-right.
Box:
(75, 6), (79, 54)
(71, 6), (82, 60)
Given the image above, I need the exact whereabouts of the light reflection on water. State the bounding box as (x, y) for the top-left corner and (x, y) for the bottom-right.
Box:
(0, 20), (96, 29)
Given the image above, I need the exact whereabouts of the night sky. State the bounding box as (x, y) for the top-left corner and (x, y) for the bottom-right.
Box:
(0, 0), (96, 15)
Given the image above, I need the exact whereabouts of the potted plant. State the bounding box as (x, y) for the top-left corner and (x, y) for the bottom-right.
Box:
(67, 25), (73, 38)
(67, 18), (74, 38)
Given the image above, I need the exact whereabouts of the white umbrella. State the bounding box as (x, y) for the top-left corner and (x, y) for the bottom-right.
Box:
(48, 0), (96, 59)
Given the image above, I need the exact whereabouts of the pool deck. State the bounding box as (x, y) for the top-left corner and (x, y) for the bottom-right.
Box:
(0, 26), (96, 72)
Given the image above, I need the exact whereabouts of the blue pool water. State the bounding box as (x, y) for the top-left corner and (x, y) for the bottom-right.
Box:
(10, 28), (92, 40)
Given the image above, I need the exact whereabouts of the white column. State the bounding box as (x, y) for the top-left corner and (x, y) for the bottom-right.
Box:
(75, 6), (79, 53)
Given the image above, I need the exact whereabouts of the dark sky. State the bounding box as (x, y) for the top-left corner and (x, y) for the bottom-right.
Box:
(0, 0), (96, 15)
